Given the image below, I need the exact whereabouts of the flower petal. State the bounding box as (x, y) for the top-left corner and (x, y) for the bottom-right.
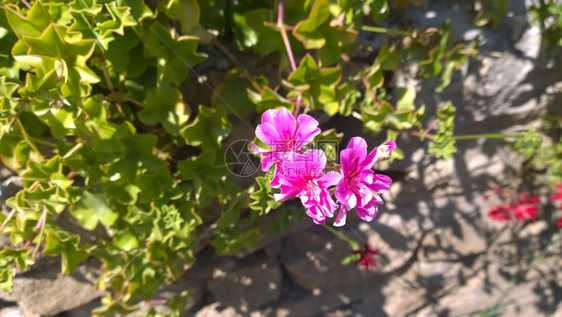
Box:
(318, 171), (343, 187)
(335, 182), (354, 209)
(340, 148), (360, 177)
(256, 122), (282, 148)
(347, 137), (368, 151)
(333, 206), (348, 227)
(274, 107), (297, 142)
(295, 114), (320, 148)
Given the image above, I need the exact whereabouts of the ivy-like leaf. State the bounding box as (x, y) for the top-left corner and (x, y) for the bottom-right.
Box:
(70, 191), (118, 231)
(180, 105), (231, 150)
(249, 176), (282, 215)
(428, 101), (457, 159)
(139, 86), (189, 135)
(293, 0), (357, 65)
(43, 232), (90, 273)
(288, 54), (341, 109)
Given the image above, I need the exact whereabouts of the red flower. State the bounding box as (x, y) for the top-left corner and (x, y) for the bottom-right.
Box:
(353, 243), (379, 271)
(486, 190), (540, 223)
(512, 192), (540, 222)
(488, 204), (513, 222)
(549, 184), (562, 209)
(557, 215), (562, 228)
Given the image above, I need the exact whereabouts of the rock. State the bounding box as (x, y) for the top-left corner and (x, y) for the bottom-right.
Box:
(272, 283), (385, 316)
(280, 226), (376, 290)
(194, 303), (240, 317)
(0, 306), (25, 317)
(419, 215), (487, 261)
(0, 260), (103, 316)
(206, 252), (281, 312)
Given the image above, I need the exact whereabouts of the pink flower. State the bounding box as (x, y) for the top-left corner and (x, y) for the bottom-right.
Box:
(253, 108), (320, 172)
(273, 150), (342, 225)
(333, 137), (395, 226)
(549, 184), (562, 209)
(353, 243), (379, 271)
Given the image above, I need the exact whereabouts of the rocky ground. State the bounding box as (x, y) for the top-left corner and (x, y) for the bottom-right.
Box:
(1, 0), (561, 316)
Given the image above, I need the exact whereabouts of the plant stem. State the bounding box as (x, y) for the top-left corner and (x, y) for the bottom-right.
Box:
(278, 0), (297, 72)
(28, 136), (58, 148)
(324, 225), (360, 250)
(361, 25), (413, 36)
(100, 57), (124, 117)
(62, 143), (84, 159)
(450, 133), (525, 140)
(410, 130), (524, 141)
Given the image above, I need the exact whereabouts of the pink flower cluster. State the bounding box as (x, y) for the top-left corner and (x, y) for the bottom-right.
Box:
(253, 108), (395, 226)
(485, 185), (540, 223)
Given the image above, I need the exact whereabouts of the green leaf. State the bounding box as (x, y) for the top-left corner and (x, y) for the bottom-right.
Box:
(180, 105), (231, 150)
(22, 156), (72, 189)
(100, 2), (137, 36)
(293, 0), (331, 49)
(213, 69), (265, 117)
(0, 268), (15, 293)
(70, 191), (118, 230)
(177, 151), (228, 207)
(165, 0), (200, 33)
(103, 181), (141, 205)
(0, 247), (33, 271)
(396, 87), (416, 111)
(474, 0), (509, 27)
(145, 22), (206, 88)
(43, 232), (90, 273)
(103, 29), (140, 73)
(362, 101), (413, 134)
(4, 2), (50, 39)
(244, 9), (289, 55)
(22, 24), (99, 94)
(428, 101), (457, 159)
(248, 86), (294, 113)
(198, 0), (228, 34)
(341, 253), (359, 265)
(249, 176), (282, 215)
(292, 0), (357, 64)
(69, 0), (103, 16)
(288, 55), (341, 109)
(139, 86), (189, 135)
(113, 232), (139, 251)
(369, 0), (390, 24)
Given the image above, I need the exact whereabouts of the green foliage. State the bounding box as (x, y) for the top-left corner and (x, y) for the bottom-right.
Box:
(530, 0), (562, 47)
(428, 101), (457, 159)
(2, 0), (557, 315)
(250, 175), (282, 215)
(514, 128), (543, 160)
(473, 0), (509, 28)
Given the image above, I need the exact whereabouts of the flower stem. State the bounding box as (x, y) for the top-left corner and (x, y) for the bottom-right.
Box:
(450, 133), (525, 140)
(361, 25), (413, 37)
(324, 225), (360, 250)
(277, 0), (297, 72)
